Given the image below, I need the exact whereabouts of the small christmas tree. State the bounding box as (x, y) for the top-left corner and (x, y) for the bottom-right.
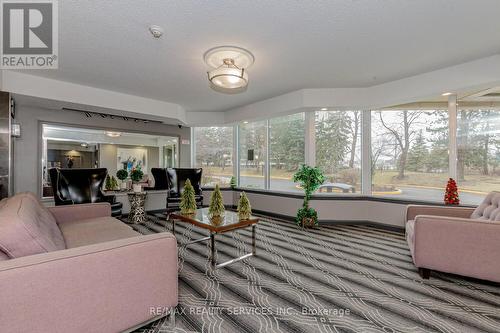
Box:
(105, 174), (113, 191)
(237, 192), (252, 220)
(230, 176), (237, 189)
(444, 178), (460, 205)
(180, 179), (197, 215)
(208, 184), (225, 218)
(111, 176), (119, 190)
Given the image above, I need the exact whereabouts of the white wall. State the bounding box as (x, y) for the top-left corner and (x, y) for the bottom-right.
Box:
(99, 144), (160, 178)
(235, 191), (410, 228)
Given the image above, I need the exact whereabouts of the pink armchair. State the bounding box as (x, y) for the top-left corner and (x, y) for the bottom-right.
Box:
(405, 192), (500, 282)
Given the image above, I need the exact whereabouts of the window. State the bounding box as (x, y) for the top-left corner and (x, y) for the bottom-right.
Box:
(457, 109), (500, 204)
(239, 121), (267, 189)
(315, 111), (361, 194)
(193, 127), (233, 187)
(371, 110), (449, 200)
(269, 113), (305, 192)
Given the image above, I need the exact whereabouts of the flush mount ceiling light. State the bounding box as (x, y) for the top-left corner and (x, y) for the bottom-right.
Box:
(204, 46), (255, 94)
(442, 92), (454, 96)
(105, 131), (122, 138)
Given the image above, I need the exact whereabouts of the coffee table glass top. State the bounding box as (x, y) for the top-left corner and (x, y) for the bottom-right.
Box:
(170, 208), (258, 232)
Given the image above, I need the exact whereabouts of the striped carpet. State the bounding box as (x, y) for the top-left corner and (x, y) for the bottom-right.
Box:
(123, 213), (500, 333)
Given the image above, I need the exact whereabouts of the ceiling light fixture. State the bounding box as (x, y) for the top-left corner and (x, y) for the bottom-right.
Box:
(105, 131), (122, 138)
(320, 108), (328, 111)
(441, 92), (454, 96)
(204, 46), (254, 94)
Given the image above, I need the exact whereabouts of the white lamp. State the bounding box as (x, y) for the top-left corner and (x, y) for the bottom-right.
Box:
(204, 46), (254, 93)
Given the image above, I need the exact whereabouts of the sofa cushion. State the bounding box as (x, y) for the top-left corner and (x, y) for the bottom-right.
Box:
(471, 191), (500, 221)
(0, 192), (66, 258)
(59, 216), (139, 248)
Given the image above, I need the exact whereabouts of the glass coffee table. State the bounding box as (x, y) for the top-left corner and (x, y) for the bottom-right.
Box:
(168, 208), (259, 269)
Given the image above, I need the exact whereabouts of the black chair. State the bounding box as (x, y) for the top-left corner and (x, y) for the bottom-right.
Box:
(151, 168), (203, 211)
(49, 168), (123, 217)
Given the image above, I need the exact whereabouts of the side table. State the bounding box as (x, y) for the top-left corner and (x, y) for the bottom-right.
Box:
(127, 192), (148, 224)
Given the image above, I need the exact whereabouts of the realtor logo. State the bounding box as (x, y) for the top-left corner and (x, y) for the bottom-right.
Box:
(1, 0), (58, 68)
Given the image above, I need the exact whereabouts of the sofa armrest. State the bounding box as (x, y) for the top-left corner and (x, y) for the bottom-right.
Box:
(48, 202), (112, 225)
(412, 215), (500, 281)
(0, 232), (178, 333)
(406, 205), (475, 221)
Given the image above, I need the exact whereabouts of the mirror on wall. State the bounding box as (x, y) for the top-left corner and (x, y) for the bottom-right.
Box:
(41, 124), (179, 198)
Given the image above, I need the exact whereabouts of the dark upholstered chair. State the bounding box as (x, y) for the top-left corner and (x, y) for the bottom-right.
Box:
(49, 168), (123, 217)
(151, 168), (203, 211)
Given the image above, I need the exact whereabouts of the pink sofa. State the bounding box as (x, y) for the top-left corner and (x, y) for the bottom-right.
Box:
(405, 191), (500, 282)
(0, 192), (178, 333)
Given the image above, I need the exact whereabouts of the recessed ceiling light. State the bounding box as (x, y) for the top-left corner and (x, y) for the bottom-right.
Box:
(243, 121), (249, 124)
(320, 108), (328, 111)
(81, 143), (88, 147)
(441, 92), (454, 96)
(105, 131), (122, 138)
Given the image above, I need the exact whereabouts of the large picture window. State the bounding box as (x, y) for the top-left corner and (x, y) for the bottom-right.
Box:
(193, 127), (233, 187)
(457, 109), (500, 204)
(269, 113), (305, 192)
(191, 104), (498, 204)
(371, 110), (449, 200)
(239, 121), (267, 189)
(315, 110), (361, 194)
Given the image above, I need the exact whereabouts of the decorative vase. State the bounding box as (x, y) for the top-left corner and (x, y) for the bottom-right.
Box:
(301, 217), (316, 228)
(209, 214), (224, 226)
(121, 182), (128, 190)
(132, 184), (142, 192)
(238, 212), (251, 220)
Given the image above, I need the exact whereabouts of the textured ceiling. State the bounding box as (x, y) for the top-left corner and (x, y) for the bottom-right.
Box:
(27, 0), (500, 112)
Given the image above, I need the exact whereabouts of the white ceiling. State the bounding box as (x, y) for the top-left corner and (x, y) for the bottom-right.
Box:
(25, 0), (500, 113)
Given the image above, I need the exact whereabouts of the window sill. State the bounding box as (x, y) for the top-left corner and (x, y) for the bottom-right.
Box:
(229, 187), (477, 207)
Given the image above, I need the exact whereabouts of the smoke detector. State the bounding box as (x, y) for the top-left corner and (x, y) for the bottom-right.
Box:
(149, 25), (164, 39)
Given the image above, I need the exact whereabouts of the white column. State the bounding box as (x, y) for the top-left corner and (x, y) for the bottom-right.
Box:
(448, 94), (458, 180)
(265, 120), (270, 189)
(190, 128), (195, 168)
(361, 110), (372, 195)
(304, 111), (316, 166)
(233, 125), (239, 186)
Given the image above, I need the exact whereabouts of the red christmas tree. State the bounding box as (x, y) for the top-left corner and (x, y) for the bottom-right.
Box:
(444, 178), (460, 205)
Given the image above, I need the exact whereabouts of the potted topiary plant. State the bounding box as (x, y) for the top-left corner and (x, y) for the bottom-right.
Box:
(237, 191), (252, 220)
(129, 167), (144, 192)
(180, 178), (197, 215)
(208, 184), (225, 224)
(116, 169), (129, 190)
(293, 164), (325, 227)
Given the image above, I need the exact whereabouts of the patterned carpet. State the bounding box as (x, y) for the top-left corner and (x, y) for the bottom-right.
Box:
(122, 213), (500, 333)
